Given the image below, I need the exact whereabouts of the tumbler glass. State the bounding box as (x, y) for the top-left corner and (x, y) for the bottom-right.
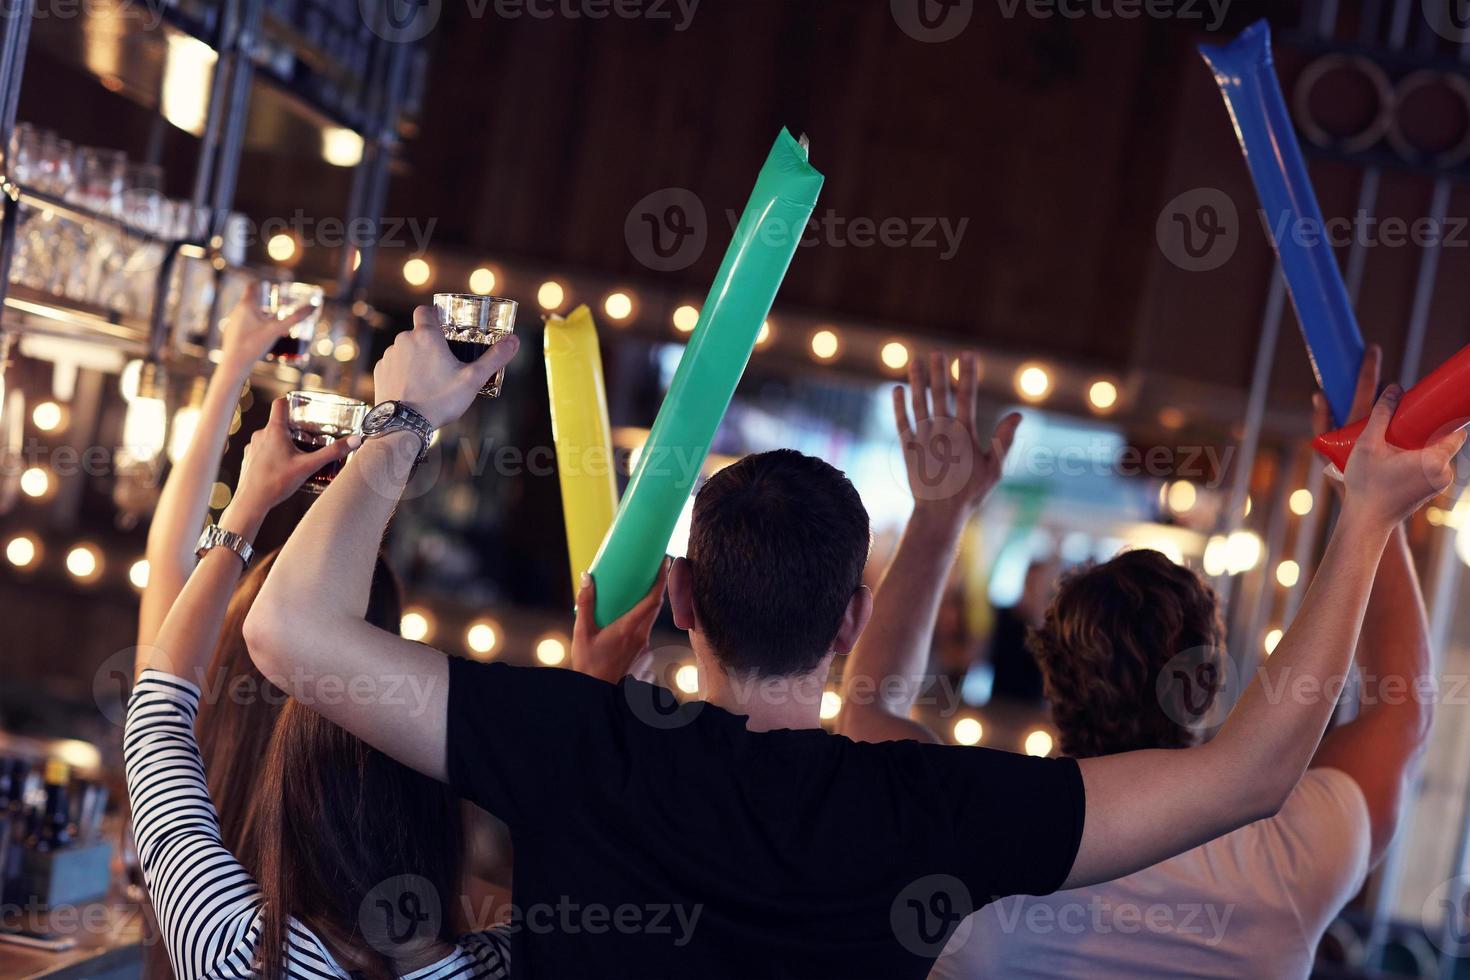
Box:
(433, 293), (517, 397)
(286, 390), (368, 494)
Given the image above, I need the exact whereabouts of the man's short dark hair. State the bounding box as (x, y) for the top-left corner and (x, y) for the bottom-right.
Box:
(687, 449), (870, 677)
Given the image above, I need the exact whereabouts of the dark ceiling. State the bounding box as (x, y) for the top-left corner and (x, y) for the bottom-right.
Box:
(379, 0), (1469, 422)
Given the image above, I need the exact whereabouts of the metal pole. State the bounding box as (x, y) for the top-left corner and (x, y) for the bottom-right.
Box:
(1214, 266), (1286, 628)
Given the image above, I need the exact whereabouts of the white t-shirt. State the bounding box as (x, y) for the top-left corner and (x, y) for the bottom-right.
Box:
(930, 767), (1370, 980)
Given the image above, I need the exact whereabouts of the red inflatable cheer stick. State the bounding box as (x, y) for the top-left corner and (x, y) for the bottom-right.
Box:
(1314, 342), (1470, 472)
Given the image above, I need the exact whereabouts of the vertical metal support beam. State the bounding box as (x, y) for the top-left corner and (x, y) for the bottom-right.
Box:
(187, 0), (242, 218)
(1213, 267), (1285, 624)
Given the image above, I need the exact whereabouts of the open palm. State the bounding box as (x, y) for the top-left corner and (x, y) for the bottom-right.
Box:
(893, 350), (1020, 515)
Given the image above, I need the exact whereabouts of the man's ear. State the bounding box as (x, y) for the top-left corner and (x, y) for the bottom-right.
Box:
(831, 585), (873, 656)
(668, 556), (698, 631)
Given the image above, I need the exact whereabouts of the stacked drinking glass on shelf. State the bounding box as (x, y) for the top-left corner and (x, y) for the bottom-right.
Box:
(4, 122), (246, 335)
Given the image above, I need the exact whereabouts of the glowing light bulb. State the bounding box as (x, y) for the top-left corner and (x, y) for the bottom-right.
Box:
(535, 635), (568, 666)
(66, 544), (101, 582)
(1016, 365), (1051, 401)
(5, 535), (38, 569)
(1264, 628), (1283, 655)
(401, 610), (432, 642)
(266, 234), (296, 262)
(604, 292), (634, 321)
(756, 320), (773, 347)
(32, 401), (64, 432)
(168, 404), (202, 464)
(674, 664), (700, 694)
(1289, 489), (1314, 516)
(953, 718), (983, 746)
(673, 305), (699, 333)
(1224, 531), (1263, 575)
(1276, 560), (1300, 588)
(321, 127), (364, 167)
(1166, 480), (1198, 514)
(129, 559), (151, 589)
(537, 281), (566, 311)
(880, 342), (910, 371)
(819, 691), (842, 720)
(469, 267), (497, 295)
(121, 396), (168, 463)
(466, 621), (498, 658)
(403, 258), (432, 287)
(20, 467), (50, 499)
(811, 329), (840, 361)
(1088, 380), (1118, 411)
(1024, 730), (1054, 757)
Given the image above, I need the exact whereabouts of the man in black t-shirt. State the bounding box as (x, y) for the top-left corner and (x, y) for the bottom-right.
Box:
(246, 317), (1463, 979)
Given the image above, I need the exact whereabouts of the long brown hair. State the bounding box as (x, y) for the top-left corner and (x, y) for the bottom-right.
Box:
(253, 698), (466, 979)
(189, 548), (463, 978)
(195, 551), (404, 859)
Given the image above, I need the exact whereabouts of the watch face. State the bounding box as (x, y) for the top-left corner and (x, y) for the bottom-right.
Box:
(363, 402), (398, 434)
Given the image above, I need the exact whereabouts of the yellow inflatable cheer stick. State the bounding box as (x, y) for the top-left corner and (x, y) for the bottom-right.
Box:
(544, 304), (619, 598)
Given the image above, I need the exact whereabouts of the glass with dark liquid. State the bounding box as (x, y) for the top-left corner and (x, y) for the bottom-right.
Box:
(261, 281), (326, 364)
(433, 293), (518, 397)
(286, 390), (368, 494)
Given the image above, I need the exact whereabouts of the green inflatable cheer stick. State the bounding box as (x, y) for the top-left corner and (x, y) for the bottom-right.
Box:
(589, 128), (825, 625)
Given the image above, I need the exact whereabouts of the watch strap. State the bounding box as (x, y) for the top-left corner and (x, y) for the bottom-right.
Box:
(196, 525), (255, 569)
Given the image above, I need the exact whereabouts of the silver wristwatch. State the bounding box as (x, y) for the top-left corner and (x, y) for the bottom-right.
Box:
(360, 400), (434, 464)
(196, 524), (255, 569)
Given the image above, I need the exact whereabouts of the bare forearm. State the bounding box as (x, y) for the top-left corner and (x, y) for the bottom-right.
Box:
(141, 502), (264, 682)
(252, 435), (415, 663)
(840, 507), (964, 732)
(1358, 526), (1432, 731)
(139, 361), (250, 648)
(1217, 508), (1390, 797)
(244, 433), (450, 780)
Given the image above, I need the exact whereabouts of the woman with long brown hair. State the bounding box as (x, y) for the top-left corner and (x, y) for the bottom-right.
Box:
(124, 399), (510, 979)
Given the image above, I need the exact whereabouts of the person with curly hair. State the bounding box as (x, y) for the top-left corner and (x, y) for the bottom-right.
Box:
(841, 345), (1440, 979)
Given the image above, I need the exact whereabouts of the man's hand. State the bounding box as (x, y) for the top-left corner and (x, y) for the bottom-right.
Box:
(219, 287), (316, 372)
(1341, 384), (1464, 529)
(230, 398), (359, 519)
(1313, 344), (1382, 496)
(571, 559), (671, 684)
(893, 350), (1020, 519)
(374, 306), (521, 429)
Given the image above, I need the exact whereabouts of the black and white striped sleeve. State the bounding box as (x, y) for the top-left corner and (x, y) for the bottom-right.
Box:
(124, 669), (265, 979)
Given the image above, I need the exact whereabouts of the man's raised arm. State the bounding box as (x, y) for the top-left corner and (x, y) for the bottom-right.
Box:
(1062, 385), (1464, 889)
(243, 309), (520, 781)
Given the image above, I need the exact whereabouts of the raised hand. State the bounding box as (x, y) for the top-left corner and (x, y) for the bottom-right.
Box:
(1313, 344), (1381, 498)
(373, 306), (521, 429)
(219, 287), (317, 371)
(233, 397), (359, 516)
(892, 350), (1020, 518)
(1342, 385), (1465, 529)
(571, 559), (672, 684)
